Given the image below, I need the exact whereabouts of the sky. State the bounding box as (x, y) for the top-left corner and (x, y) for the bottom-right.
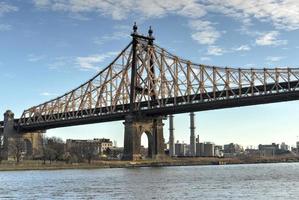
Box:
(1, 0), (299, 148)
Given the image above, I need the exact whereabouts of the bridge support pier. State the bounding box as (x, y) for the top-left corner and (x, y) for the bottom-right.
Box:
(2, 110), (18, 160)
(1, 110), (44, 160)
(122, 115), (165, 160)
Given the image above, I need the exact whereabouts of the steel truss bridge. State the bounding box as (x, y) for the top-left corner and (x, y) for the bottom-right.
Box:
(1, 25), (299, 132)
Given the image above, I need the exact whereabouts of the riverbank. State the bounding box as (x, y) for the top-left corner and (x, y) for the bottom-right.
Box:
(1, 156), (299, 171)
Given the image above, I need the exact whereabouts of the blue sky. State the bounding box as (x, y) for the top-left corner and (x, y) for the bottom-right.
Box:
(1, 0), (299, 148)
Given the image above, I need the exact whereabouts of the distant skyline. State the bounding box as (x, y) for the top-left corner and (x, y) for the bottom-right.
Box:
(1, 1), (299, 147)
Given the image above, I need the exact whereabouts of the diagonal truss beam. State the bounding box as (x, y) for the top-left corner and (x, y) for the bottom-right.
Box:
(16, 33), (299, 131)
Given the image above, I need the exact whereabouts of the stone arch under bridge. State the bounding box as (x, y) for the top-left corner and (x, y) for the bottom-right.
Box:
(140, 131), (153, 158)
(22, 132), (44, 158)
(122, 115), (165, 160)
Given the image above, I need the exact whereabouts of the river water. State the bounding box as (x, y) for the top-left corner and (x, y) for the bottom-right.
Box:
(0, 163), (298, 199)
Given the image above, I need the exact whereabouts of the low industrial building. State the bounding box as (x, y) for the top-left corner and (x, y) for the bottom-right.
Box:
(223, 143), (243, 157)
(175, 141), (187, 156)
(66, 138), (113, 156)
(258, 143), (279, 157)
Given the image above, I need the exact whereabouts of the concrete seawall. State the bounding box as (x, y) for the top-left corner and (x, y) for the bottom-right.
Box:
(1, 156), (299, 171)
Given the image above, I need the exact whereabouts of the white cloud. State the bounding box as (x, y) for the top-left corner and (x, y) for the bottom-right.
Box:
(40, 92), (58, 97)
(176, 2), (206, 18)
(94, 25), (130, 45)
(189, 20), (221, 45)
(31, 0), (299, 51)
(48, 52), (119, 71)
(33, 0), (50, 7)
(207, 46), (224, 56)
(256, 31), (287, 46)
(30, 1), (223, 46)
(76, 52), (119, 71)
(0, 2), (18, 16)
(202, 0), (299, 31)
(0, 2), (17, 32)
(233, 45), (251, 51)
(48, 56), (73, 70)
(28, 54), (46, 62)
(32, 0), (206, 20)
(200, 57), (211, 61)
(244, 63), (257, 68)
(0, 24), (11, 31)
(266, 56), (284, 62)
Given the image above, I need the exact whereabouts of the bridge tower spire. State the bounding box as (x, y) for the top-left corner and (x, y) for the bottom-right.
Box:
(129, 22), (138, 113)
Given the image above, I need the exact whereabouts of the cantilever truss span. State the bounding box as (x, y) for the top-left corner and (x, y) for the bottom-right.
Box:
(18, 36), (299, 131)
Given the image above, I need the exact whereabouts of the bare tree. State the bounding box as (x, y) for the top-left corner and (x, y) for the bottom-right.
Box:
(69, 145), (84, 163)
(40, 136), (65, 164)
(47, 137), (65, 161)
(9, 137), (24, 164)
(82, 143), (97, 164)
(68, 142), (98, 164)
(103, 147), (112, 157)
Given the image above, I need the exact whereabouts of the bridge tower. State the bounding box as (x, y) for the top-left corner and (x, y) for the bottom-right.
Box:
(122, 24), (165, 160)
(2, 110), (44, 160)
(2, 110), (18, 159)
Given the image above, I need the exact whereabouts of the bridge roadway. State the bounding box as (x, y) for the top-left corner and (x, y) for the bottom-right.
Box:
(0, 79), (297, 132)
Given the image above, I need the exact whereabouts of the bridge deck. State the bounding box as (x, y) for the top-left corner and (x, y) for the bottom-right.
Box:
(16, 80), (299, 131)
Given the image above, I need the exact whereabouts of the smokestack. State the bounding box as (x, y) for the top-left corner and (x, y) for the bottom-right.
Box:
(190, 112), (196, 156)
(169, 114), (174, 156)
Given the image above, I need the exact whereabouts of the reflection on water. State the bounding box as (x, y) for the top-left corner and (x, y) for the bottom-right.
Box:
(1, 163), (299, 199)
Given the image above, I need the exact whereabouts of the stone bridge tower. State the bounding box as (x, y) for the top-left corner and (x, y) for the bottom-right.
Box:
(123, 115), (165, 160)
(122, 24), (166, 160)
(2, 110), (44, 160)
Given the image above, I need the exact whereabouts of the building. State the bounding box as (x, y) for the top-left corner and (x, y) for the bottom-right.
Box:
(93, 138), (113, 154)
(224, 143), (243, 154)
(196, 142), (204, 156)
(258, 143), (279, 157)
(175, 141), (187, 156)
(245, 148), (260, 157)
(203, 142), (215, 157)
(223, 143), (243, 157)
(280, 142), (289, 151)
(214, 145), (223, 157)
(66, 138), (113, 156)
(195, 142), (218, 157)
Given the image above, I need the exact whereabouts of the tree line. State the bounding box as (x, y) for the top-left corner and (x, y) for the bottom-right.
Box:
(0, 135), (122, 164)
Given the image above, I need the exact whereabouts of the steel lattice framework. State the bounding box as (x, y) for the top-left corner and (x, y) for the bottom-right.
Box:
(14, 28), (299, 131)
